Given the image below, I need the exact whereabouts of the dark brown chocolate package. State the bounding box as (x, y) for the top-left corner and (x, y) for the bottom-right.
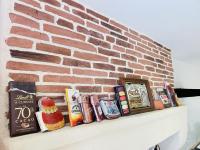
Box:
(79, 95), (94, 124)
(9, 81), (39, 137)
(90, 95), (104, 122)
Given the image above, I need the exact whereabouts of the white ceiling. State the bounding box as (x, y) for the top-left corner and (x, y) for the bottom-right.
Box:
(77, 0), (200, 64)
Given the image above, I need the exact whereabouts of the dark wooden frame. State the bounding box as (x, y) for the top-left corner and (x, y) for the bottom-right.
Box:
(119, 78), (154, 114)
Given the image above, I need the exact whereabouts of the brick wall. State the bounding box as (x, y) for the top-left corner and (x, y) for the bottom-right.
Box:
(5, 0), (174, 119)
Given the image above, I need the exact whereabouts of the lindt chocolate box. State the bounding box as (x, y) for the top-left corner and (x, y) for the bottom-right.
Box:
(114, 86), (130, 116)
(9, 81), (39, 137)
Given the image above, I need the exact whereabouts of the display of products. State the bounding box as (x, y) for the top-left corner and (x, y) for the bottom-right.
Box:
(36, 97), (65, 132)
(8, 81), (39, 137)
(114, 86), (130, 116)
(90, 95), (104, 122)
(65, 89), (83, 127)
(100, 98), (121, 119)
(79, 95), (94, 124)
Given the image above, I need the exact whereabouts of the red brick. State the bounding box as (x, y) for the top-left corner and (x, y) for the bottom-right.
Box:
(9, 73), (39, 82)
(109, 72), (125, 78)
(95, 78), (117, 85)
(158, 64), (166, 69)
(135, 46), (146, 53)
(135, 70), (151, 76)
(45, 5), (84, 25)
(74, 51), (108, 62)
(145, 66), (155, 72)
(110, 31), (128, 41)
(110, 20), (128, 31)
(19, 0), (41, 8)
(155, 59), (164, 64)
(86, 9), (109, 22)
(151, 77), (163, 82)
(111, 59), (126, 66)
(124, 32), (141, 42)
(112, 45), (125, 53)
(63, 5), (70, 11)
(160, 52), (168, 57)
(103, 87), (114, 92)
(6, 37), (33, 48)
(129, 39), (136, 45)
(116, 39), (133, 48)
(39, 0), (60, 7)
(7, 61), (70, 74)
(126, 49), (142, 58)
(10, 50), (61, 64)
(98, 47), (120, 58)
(73, 68), (108, 77)
(87, 21), (109, 34)
(63, 57), (91, 68)
(88, 37), (111, 49)
(15, 3), (54, 23)
(43, 75), (94, 84)
(62, 0), (85, 10)
(77, 26), (104, 39)
(137, 42), (151, 51)
(144, 55), (155, 62)
(37, 85), (70, 93)
(152, 73), (166, 78)
(76, 86), (102, 93)
(57, 18), (74, 30)
(128, 62), (144, 70)
(36, 43), (71, 56)
(153, 82), (163, 87)
(9, 13), (40, 29)
(121, 54), (137, 62)
(126, 74), (141, 79)
(138, 59), (157, 67)
(93, 63), (115, 71)
(43, 24), (85, 41)
(118, 67), (133, 73)
(11, 26), (49, 41)
(101, 21), (121, 33)
(148, 42), (157, 49)
(129, 28), (139, 35)
(106, 36), (115, 43)
(52, 36), (96, 52)
(73, 9), (99, 23)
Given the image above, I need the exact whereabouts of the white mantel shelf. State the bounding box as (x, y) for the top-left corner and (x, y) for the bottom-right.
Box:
(8, 106), (187, 150)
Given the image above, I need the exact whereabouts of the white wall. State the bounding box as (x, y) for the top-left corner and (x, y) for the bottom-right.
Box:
(174, 60), (200, 149)
(0, 0), (13, 149)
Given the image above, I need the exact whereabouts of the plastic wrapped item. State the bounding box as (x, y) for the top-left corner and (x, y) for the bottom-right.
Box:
(36, 97), (65, 132)
(65, 89), (83, 127)
(114, 86), (130, 116)
(79, 95), (94, 124)
(90, 95), (104, 122)
(100, 98), (121, 119)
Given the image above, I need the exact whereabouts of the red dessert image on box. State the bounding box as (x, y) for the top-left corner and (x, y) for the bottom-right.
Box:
(39, 97), (65, 131)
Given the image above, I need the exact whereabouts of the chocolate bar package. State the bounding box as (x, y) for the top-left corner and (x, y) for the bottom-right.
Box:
(90, 95), (104, 122)
(79, 95), (94, 124)
(114, 86), (130, 116)
(8, 81), (39, 137)
(100, 98), (121, 119)
(154, 88), (171, 108)
(65, 89), (83, 127)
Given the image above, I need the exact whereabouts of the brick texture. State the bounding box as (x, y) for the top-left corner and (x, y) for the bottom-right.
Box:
(6, 0), (174, 120)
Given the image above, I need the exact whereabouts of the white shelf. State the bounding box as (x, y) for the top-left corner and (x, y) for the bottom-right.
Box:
(8, 106), (187, 150)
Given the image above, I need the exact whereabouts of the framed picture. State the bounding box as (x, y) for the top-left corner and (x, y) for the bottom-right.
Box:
(119, 78), (154, 114)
